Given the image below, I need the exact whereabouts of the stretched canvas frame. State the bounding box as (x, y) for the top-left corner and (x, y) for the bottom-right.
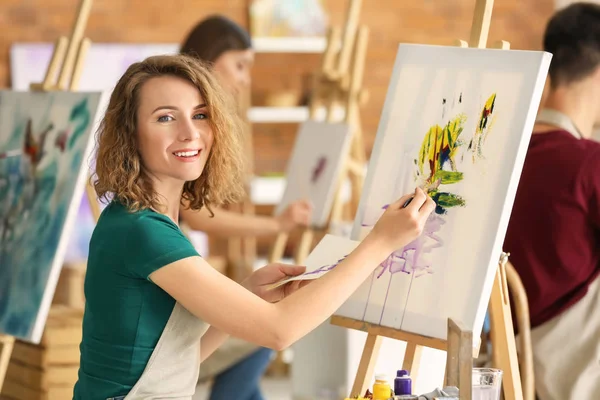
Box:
(275, 120), (352, 228)
(332, 44), (551, 341)
(0, 90), (102, 343)
(10, 43), (179, 263)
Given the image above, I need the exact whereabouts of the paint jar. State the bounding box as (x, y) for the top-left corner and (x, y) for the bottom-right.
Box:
(394, 369), (412, 395)
(472, 368), (503, 400)
(372, 374), (391, 400)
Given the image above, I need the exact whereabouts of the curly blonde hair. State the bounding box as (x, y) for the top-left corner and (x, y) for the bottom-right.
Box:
(94, 54), (247, 213)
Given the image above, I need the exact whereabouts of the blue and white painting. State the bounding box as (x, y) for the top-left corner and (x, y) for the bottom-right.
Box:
(0, 90), (101, 343)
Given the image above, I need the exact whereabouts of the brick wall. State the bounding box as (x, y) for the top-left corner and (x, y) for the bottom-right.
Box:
(0, 0), (555, 174)
(251, 0), (556, 173)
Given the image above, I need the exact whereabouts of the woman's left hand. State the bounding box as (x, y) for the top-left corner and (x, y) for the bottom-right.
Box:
(243, 263), (309, 303)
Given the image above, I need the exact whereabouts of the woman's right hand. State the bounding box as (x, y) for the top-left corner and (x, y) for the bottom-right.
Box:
(366, 187), (436, 254)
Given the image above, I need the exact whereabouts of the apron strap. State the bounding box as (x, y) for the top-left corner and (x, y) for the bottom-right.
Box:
(535, 108), (583, 139)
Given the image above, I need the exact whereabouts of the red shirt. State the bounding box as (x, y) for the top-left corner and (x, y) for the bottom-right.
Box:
(504, 130), (600, 328)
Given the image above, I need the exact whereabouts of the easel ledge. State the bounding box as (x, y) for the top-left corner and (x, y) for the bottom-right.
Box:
(328, 0), (524, 399)
(0, 0), (94, 393)
(330, 316), (479, 357)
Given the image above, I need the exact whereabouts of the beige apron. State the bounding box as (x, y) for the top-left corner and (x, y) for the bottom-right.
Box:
(124, 302), (209, 399)
(530, 276), (600, 400)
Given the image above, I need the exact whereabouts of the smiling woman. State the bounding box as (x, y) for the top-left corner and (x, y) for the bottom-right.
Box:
(73, 53), (435, 400)
(94, 55), (246, 217)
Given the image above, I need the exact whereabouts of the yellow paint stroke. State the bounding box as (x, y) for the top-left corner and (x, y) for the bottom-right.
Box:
(470, 93), (497, 162)
(417, 113), (467, 186)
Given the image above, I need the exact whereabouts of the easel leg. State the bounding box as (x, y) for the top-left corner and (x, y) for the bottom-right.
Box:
(241, 200), (257, 275)
(445, 319), (473, 400)
(85, 180), (101, 223)
(0, 335), (15, 392)
(268, 232), (289, 264)
(402, 343), (423, 382)
(293, 229), (314, 265)
(489, 264), (523, 400)
(351, 333), (382, 397)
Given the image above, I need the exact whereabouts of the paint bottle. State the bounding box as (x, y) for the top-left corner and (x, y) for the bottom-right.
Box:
(372, 374), (392, 400)
(394, 369), (412, 395)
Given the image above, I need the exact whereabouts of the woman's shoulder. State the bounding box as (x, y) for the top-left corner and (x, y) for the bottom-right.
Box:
(90, 201), (199, 279)
(93, 201), (189, 249)
(98, 201), (176, 229)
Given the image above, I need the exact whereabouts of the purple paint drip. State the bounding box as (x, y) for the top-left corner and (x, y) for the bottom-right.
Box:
(299, 254), (348, 278)
(375, 214), (445, 324)
(357, 203), (447, 325)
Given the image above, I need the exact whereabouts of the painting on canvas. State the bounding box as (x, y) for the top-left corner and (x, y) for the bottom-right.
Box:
(333, 44), (551, 341)
(275, 120), (352, 228)
(0, 91), (101, 343)
(249, 0), (328, 37)
(10, 43), (179, 264)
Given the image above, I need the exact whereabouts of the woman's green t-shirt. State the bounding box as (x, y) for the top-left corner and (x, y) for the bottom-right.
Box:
(72, 201), (199, 399)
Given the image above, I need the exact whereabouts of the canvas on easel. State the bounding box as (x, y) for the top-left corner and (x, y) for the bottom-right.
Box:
(10, 42), (181, 264)
(293, 1), (544, 399)
(0, 90), (102, 343)
(275, 120), (353, 228)
(334, 44), (551, 342)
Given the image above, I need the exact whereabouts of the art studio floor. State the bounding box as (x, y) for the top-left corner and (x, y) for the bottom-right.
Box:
(193, 377), (291, 400)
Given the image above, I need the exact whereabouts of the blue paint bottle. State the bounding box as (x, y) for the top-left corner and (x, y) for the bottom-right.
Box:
(394, 370), (412, 395)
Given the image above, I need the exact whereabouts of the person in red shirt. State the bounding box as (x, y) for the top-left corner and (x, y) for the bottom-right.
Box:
(503, 3), (600, 399)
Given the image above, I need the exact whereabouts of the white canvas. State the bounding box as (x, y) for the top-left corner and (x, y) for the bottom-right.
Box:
(275, 120), (352, 227)
(10, 42), (179, 91)
(333, 44), (552, 341)
(0, 91), (102, 343)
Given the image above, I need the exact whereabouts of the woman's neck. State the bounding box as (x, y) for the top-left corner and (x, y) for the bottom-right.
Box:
(152, 179), (185, 225)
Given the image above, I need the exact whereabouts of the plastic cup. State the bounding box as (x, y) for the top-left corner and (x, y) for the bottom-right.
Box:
(472, 368), (503, 400)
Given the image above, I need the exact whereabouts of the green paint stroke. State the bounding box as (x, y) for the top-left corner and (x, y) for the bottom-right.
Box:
(433, 170), (463, 185)
(416, 112), (467, 214)
(430, 190), (466, 215)
(68, 98), (91, 150)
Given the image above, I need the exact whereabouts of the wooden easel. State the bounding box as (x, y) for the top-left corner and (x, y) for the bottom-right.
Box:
(268, 0), (369, 266)
(331, 254), (519, 400)
(0, 335), (15, 392)
(29, 0), (99, 223)
(330, 1), (524, 399)
(0, 0), (94, 393)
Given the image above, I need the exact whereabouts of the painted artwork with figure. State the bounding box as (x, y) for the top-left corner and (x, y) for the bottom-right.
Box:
(275, 120), (352, 228)
(332, 44), (552, 340)
(0, 91), (101, 343)
(10, 43), (180, 264)
(249, 0), (328, 37)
